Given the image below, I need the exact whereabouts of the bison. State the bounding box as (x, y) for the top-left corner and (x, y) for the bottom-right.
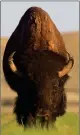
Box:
(3, 6), (74, 128)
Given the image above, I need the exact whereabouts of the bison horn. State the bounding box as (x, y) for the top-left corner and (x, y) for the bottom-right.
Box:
(58, 53), (74, 78)
(8, 51), (22, 76)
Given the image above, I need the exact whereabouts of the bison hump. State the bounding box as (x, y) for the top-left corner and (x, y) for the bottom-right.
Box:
(19, 6), (67, 59)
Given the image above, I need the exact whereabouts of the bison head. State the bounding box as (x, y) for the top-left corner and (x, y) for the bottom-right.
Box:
(8, 50), (74, 128)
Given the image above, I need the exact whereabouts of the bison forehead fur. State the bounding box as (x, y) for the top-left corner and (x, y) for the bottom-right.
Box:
(3, 6), (74, 128)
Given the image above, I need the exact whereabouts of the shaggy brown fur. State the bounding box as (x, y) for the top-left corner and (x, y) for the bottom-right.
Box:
(3, 6), (74, 128)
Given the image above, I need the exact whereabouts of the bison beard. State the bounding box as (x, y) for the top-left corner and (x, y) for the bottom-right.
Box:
(3, 6), (74, 129)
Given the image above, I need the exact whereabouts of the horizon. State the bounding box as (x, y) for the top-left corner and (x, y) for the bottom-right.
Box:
(1, 31), (78, 39)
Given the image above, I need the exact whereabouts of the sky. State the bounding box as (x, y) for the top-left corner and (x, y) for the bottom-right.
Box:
(1, 2), (79, 37)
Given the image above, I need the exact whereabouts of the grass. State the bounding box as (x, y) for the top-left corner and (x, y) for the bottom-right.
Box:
(1, 112), (79, 135)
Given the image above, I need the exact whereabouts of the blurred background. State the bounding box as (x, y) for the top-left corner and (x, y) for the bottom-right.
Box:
(1, 2), (79, 113)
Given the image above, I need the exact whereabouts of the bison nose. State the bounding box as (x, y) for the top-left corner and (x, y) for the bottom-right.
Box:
(37, 114), (49, 120)
(37, 109), (49, 120)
